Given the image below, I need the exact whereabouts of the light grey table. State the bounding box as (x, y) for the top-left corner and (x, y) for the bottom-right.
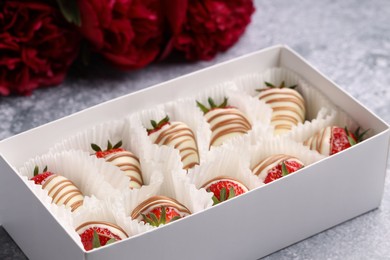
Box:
(1, 0), (389, 259)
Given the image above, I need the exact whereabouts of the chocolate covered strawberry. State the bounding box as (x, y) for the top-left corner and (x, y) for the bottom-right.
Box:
(252, 154), (304, 184)
(197, 97), (252, 147)
(147, 116), (200, 170)
(201, 176), (249, 205)
(131, 196), (191, 227)
(256, 81), (305, 135)
(91, 140), (143, 189)
(76, 221), (128, 251)
(304, 126), (367, 156)
(31, 166), (84, 212)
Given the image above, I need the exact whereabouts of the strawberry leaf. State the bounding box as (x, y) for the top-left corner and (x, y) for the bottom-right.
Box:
(151, 120), (157, 128)
(220, 187), (227, 202)
(264, 81), (276, 88)
(212, 195), (220, 205)
(56, 0), (81, 26)
(227, 186), (236, 200)
(113, 140), (122, 149)
(107, 140), (113, 150)
(43, 166), (48, 172)
(219, 97), (228, 108)
(171, 215), (181, 222)
(196, 101), (209, 114)
(281, 161), (289, 176)
(105, 238), (116, 245)
(92, 230), (101, 249)
(208, 97), (217, 109)
(344, 127), (357, 146)
(33, 166), (39, 176)
(149, 212), (159, 226)
(91, 143), (102, 152)
(160, 206), (166, 224)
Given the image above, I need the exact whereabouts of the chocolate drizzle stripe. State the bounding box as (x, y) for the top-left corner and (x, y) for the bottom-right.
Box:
(184, 162), (199, 170)
(207, 110), (251, 128)
(265, 97), (305, 111)
(252, 154), (292, 176)
(76, 221), (128, 238)
(106, 151), (140, 164)
(41, 174), (58, 189)
(70, 200), (83, 212)
(259, 88), (304, 102)
(210, 118), (251, 132)
(45, 178), (73, 196)
(272, 107), (305, 121)
(131, 196), (191, 219)
(272, 114), (300, 124)
(117, 164), (142, 174)
(51, 183), (79, 203)
(210, 127), (249, 146)
(201, 176), (249, 192)
(154, 123), (183, 144)
(57, 189), (83, 205)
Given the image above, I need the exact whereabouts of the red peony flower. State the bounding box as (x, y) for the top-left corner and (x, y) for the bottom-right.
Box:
(173, 0), (255, 61)
(77, 0), (164, 70)
(0, 1), (80, 96)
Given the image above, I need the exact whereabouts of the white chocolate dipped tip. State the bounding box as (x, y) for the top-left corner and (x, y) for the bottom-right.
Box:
(201, 176), (249, 193)
(76, 221), (128, 240)
(104, 150), (143, 189)
(251, 154), (304, 182)
(131, 195), (191, 221)
(205, 108), (252, 147)
(42, 175), (84, 212)
(149, 122), (200, 170)
(257, 88), (305, 135)
(303, 126), (332, 156)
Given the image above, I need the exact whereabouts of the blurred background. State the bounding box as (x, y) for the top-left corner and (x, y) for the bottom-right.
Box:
(0, 0), (389, 259)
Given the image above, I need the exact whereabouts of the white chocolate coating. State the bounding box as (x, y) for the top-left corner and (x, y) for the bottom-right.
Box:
(104, 150), (143, 189)
(304, 126), (332, 156)
(257, 88), (305, 135)
(131, 195), (191, 221)
(205, 108), (251, 147)
(76, 221), (128, 239)
(252, 154), (304, 182)
(149, 122), (199, 170)
(42, 175), (84, 212)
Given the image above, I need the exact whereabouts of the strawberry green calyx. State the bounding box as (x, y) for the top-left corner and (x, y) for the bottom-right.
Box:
(352, 127), (368, 144)
(211, 186), (235, 205)
(33, 165), (48, 176)
(91, 140), (123, 152)
(147, 116), (170, 134)
(196, 97), (229, 114)
(281, 161), (289, 177)
(256, 81), (298, 92)
(92, 230), (116, 249)
(141, 206), (181, 227)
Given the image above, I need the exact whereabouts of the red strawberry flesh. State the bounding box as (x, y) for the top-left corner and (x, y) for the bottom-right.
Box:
(145, 206), (181, 224)
(264, 160), (303, 184)
(30, 172), (53, 185)
(207, 179), (246, 201)
(147, 122), (170, 135)
(80, 227), (121, 251)
(330, 127), (357, 155)
(95, 148), (125, 158)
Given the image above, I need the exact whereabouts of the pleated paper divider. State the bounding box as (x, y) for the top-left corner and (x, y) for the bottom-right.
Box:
(50, 118), (163, 190)
(121, 145), (213, 226)
(188, 145), (264, 191)
(247, 137), (326, 182)
(18, 150), (124, 204)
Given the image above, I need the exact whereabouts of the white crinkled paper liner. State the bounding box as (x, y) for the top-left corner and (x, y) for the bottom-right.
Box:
(71, 197), (152, 248)
(122, 145), (213, 227)
(247, 137), (326, 183)
(50, 119), (163, 191)
(19, 150), (123, 202)
(194, 81), (273, 148)
(188, 146), (264, 191)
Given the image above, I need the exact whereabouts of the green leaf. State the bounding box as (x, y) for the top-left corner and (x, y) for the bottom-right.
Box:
(92, 230), (101, 249)
(160, 206), (166, 224)
(281, 161), (289, 176)
(289, 84), (298, 89)
(344, 127), (357, 146)
(208, 97), (217, 108)
(196, 100), (209, 114)
(107, 140), (113, 150)
(33, 166), (39, 176)
(56, 0), (82, 26)
(220, 187), (226, 202)
(264, 81), (275, 88)
(105, 238), (116, 245)
(43, 166), (48, 172)
(212, 195), (220, 205)
(219, 97), (228, 108)
(149, 212), (159, 226)
(151, 120), (157, 128)
(113, 140), (122, 149)
(280, 81), (285, 88)
(171, 216), (181, 222)
(227, 186), (236, 200)
(91, 143), (102, 152)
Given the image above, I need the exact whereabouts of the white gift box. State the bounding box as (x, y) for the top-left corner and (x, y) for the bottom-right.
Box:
(0, 45), (389, 260)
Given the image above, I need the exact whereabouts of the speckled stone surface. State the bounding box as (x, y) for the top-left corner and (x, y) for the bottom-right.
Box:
(0, 0), (389, 259)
